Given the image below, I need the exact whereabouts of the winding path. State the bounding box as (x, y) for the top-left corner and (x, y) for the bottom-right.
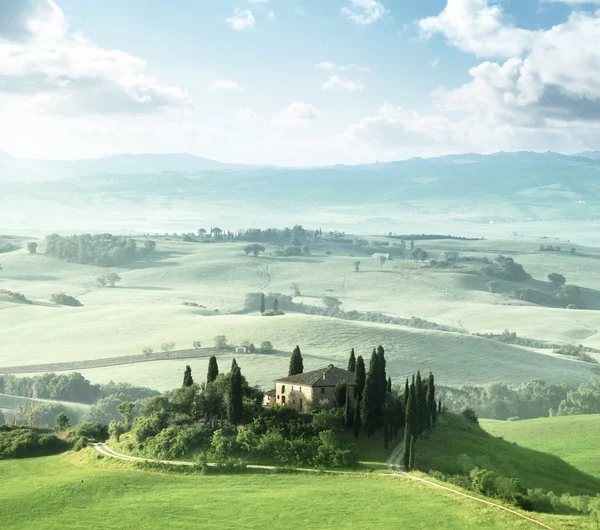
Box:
(93, 441), (554, 529)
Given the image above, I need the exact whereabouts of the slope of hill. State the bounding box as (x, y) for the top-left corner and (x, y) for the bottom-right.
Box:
(416, 413), (600, 497)
(0, 452), (584, 529)
(482, 415), (600, 479)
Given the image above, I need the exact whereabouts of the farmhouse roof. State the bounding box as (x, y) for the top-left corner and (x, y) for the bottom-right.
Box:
(275, 365), (355, 387)
(264, 389), (276, 396)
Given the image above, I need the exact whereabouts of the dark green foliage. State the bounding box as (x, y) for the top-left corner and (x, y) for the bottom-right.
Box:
(354, 355), (366, 399)
(227, 364), (243, 425)
(361, 373), (378, 436)
(288, 345), (304, 376)
(69, 422), (109, 442)
(438, 399), (442, 414)
(231, 358), (238, 373)
(117, 401), (135, 427)
(207, 356), (219, 384)
(548, 273), (566, 287)
(333, 382), (347, 408)
(387, 377), (392, 394)
(182, 365), (194, 387)
(50, 292), (82, 307)
(427, 372), (435, 428)
(45, 233), (154, 266)
(344, 386), (353, 428)
(461, 407), (479, 424)
(347, 348), (356, 373)
(54, 413), (69, 432)
(27, 242), (37, 254)
(416, 371), (426, 435)
(260, 293), (265, 314)
(353, 397), (361, 438)
(0, 289), (32, 304)
(243, 244), (265, 257)
(2, 372), (103, 404)
(404, 378), (409, 408)
(0, 425), (70, 459)
(408, 435), (415, 470)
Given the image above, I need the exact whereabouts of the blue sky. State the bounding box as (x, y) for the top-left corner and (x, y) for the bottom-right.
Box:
(1, 0), (599, 165)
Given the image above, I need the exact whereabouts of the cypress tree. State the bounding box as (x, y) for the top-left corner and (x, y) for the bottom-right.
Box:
(408, 435), (415, 471)
(383, 415), (389, 450)
(416, 371), (427, 435)
(361, 373), (378, 436)
(354, 355), (366, 399)
(260, 293), (265, 314)
(353, 397), (362, 438)
(207, 356), (219, 384)
(387, 376), (392, 394)
(347, 348), (356, 373)
(288, 345), (304, 376)
(273, 298), (279, 313)
(428, 372), (436, 426)
(344, 386), (353, 428)
(438, 398), (442, 414)
(409, 378), (418, 441)
(227, 364), (243, 424)
(183, 365), (193, 387)
(404, 378), (409, 408)
(231, 358), (238, 372)
(402, 382), (417, 468)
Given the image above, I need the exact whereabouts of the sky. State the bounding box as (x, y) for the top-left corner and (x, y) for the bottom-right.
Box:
(0, 0), (599, 165)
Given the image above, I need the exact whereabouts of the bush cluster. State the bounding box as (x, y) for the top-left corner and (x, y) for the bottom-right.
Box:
(0, 425), (70, 459)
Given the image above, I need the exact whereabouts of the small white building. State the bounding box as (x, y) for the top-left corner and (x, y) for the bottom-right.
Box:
(438, 251), (459, 262)
(371, 253), (391, 260)
(235, 346), (248, 353)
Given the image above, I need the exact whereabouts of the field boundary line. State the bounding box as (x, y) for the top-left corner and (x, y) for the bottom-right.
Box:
(386, 442), (554, 530)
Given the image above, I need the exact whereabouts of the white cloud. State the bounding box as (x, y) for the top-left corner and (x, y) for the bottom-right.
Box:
(208, 79), (247, 92)
(272, 101), (318, 126)
(0, 0), (190, 114)
(226, 8), (255, 31)
(317, 61), (371, 72)
(267, 10), (275, 19)
(342, 0), (388, 26)
(418, 0), (537, 58)
(322, 76), (365, 92)
(430, 58), (440, 68)
(236, 108), (257, 122)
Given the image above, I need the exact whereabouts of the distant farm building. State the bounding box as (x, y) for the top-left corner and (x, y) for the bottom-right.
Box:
(438, 251), (459, 261)
(371, 253), (391, 260)
(234, 346), (248, 353)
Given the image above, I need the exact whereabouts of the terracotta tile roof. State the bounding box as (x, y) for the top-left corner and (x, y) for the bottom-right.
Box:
(275, 364), (355, 387)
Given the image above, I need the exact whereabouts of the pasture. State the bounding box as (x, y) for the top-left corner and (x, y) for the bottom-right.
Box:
(1, 235), (599, 392)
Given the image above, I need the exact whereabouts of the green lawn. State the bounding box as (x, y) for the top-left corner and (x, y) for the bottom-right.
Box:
(416, 413), (600, 497)
(0, 451), (586, 529)
(482, 415), (600, 478)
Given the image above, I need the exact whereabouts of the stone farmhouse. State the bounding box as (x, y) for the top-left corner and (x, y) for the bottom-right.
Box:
(263, 364), (355, 412)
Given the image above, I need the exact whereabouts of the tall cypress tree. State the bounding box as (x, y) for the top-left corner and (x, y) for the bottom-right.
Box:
(344, 386), (353, 428)
(353, 397), (362, 438)
(416, 371), (426, 435)
(347, 348), (356, 373)
(404, 378), (409, 409)
(260, 293), (265, 314)
(428, 372), (437, 425)
(231, 358), (238, 372)
(183, 365), (193, 387)
(361, 373), (378, 436)
(207, 356), (219, 384)
(354, 355), (366, 399)
(227, 364), (243, 424)
(408, 435), (415, 471)
(288, 345), (304, 376)
(438, 399), (442, 414)
(387, 376), (392, 393)
(409, 378), (418, 441)
(403, 380), (417, 468)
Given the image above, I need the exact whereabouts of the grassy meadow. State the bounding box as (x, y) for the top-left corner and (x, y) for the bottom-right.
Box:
(1, 235), (599, 392)
(482, 415), (600, 479)
(0, 451), (591, 530)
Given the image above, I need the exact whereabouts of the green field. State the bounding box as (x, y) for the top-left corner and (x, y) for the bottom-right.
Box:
(416, 414), (600, 497)
(0, 452), (589, 529)
(1, 237), (599, 392)
(482, 415), (600, 479)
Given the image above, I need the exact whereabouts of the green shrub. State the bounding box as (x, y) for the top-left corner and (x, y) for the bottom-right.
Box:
(0, 425), (70, 459)
(50, 292), (83, 307)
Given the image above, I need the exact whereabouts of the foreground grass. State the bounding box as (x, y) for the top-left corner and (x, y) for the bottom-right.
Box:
(482, 415), (600, 479)
(0, 450), (580, 529)
(416, 414), (600, 497)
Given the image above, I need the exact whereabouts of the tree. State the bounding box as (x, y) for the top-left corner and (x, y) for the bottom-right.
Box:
(570, 247), (577, 255)
(412, 248), (428, 262)
(416, 371), (427, 435)
(347, 348), (356, 373)
(193, 340), (202, 349)
(273, 298), (279, 313)
(354, 260), (360, 272)
(161, 342), (175, 354)
(353, 397), (362, 438)
(51, 292), (82, 307)
(54, 412), (69, 432)
(260, 293), (265, 315)
(197, 228), (207, 238)
(207, 356), (219, 384)
(144, 240), (156, 251)
(288, 345), (304, 376)
(548, 273), (566, 287)
(404, 378), (409, 408)
(108, 420), (127, 442)
(117, 401), (135, 427)
(462, 407), (479, 424)
(290, 283), (301, 296)
(387, 377), (392, 394)
(428, 372), (436, 426)
(227, 363), (243, 425)
(142, 346), (154, 355)
(354, 355), (366, 399)
(361, 373), (378, 436)
(106, 272), (121, 287)
(334, 382), (347, 408)
(379, 255), (387, 266)
(244, 244), (265, 257)
(183, 365), (194, 387)
(214, 335), (228, 350)
(27, 242), (38, 254)
(408, 435), (415, 470)
(260, 341), (274, 352)
(344, 386), (353, 428)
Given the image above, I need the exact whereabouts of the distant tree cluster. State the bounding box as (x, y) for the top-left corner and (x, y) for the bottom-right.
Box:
(50, 292), (82, 307)
(96, 272), (122, 288)
(483, 255), (531, 282)
(0, 289), (32, 304)
(45, 233), (156, 267)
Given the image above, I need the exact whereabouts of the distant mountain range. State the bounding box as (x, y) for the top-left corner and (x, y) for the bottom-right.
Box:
(0, 151), (253, 183)
(3, 150), (600, 212)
